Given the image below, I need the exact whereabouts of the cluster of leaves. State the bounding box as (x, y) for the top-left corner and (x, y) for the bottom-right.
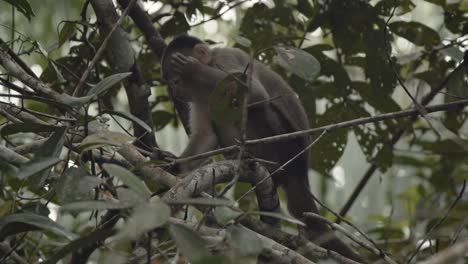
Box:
(0, 0), (467, 263)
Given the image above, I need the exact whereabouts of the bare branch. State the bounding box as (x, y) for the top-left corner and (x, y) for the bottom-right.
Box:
(173, 99), (468, 169)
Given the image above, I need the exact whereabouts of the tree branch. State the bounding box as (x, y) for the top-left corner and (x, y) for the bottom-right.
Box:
(338, 59), (468, 219)
(116, 0), (191, 134)
(90, 0), (157, 151)
(173, 99), (468, 166)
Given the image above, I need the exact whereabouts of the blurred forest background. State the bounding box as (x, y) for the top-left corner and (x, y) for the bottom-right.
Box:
(0, 0), (467, 263)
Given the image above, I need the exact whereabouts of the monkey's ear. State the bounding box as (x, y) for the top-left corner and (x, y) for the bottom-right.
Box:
(193, 43), (211, 64)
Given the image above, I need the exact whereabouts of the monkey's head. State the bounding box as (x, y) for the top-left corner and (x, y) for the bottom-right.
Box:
(161, 35), (212, 100)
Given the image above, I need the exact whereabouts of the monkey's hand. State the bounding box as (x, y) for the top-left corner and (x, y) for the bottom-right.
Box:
(171, 52), (200, 77)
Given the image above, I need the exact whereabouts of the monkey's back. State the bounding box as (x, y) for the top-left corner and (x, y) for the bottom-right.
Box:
(212, 47), (311, 183)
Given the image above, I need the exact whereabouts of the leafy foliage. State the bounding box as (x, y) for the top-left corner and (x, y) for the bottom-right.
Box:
(0, 0), (467, 263)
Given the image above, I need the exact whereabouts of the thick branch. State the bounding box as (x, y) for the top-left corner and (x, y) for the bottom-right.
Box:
(116, 0), (191, 134)
(90, 0), (157, 151)
(0, 49), (73, 105)
(118, 143), (178, 187)
(163, 160), (278, 215)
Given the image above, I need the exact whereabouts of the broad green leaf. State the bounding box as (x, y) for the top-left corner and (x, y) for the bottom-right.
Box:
(446, 64), (468, 101)
(102, 110), (152, 133)
(208, 72), (248, 125)
(160, 12), (190, 37)
(60, 200), (134, 212)
(226, 225), (263, 257)
(116, 188), (147, 205)
(166, 197), (235, 207)
(2, 0), (35, 20)
(274, 46), (320, 82)
(85, 72), (132, 97)
(389, 21), (441, 47)
(233, 35), (252, 47)
(1, 123), (61, 137)
(62, 73), (132, 107)
(0, 213), (76, 241)
(310, 104), (349, 174)
(17, 157), (61, 180)
(80, 130), (134, 150)
(214, 206), (243, 225)
(35, 127), (66, 160)
(115, 201), (170, 240)
(103, 164), (152, 199)
(26, 127), (67, 185)
(58, 21), (76, 47)
(56, 167), (104, 204)
(44, 228), (115, 264)
(169, 223), (210, 262)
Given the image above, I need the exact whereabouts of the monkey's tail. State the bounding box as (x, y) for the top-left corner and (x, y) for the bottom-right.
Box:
(283, 176), (366, 263)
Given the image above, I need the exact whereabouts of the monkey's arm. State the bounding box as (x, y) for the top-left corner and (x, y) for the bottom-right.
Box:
(177, 103), (219, 172)
(171, 53), (269, 103)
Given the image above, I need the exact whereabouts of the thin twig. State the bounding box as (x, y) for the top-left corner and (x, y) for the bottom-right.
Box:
(237, 129), (328, 202)
(338, 59), (467, 219)
(172, 99), (468, 166)
(406, 181), (466, 263)
(190, 0), (248, 27)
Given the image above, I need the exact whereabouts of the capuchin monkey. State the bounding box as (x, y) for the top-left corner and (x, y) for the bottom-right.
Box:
(161, 35), (364, 262)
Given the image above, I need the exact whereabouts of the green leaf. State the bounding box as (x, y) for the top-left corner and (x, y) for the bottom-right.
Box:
(115, 201), (170, 240)
(389, 21), (441, 47)
(26, 127), (67, 185)
(1, 123), (62, 137)
(446, 64), (468, 101)
(274, 46), (320, 82)
(18, 157), (61, 180)
(226, 225), (263, 257)
(160, 12), (190, 37)
(58, 21), (76, 47)
(208, 72), (248, 125)
(61, 73), (132, 107)
(44, 228), (115, 264)
(56, 167), (104, 204)
(166, 197), (235, 207)
(310, 104), (349, 174)
(214, 206), (243, 225)
(80, 130), (135, 150)
(103, 164), (152, 199)
(233, 35), (252, 47)
(0, 213), (76, 241)
(102, 110), (152, 133)
(169, 223), (210, 262)
(60, 200), (134, 212)
(2, 0), (35, 20)
(86, 72), (132, 97)
(152, 110), (174, 131)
